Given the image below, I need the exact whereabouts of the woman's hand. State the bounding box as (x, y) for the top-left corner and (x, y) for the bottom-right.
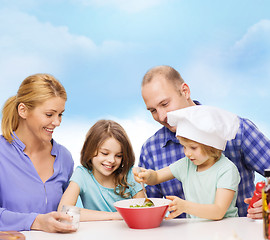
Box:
(245, 198), (263, 219)
(31, 212), (77, 233)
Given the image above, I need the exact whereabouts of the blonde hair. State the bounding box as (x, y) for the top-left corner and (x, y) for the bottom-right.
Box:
(179, 137), (222, 162)
(142, 65), (185, 93)
(80, 120), (135, 198)
(1, 73), (67, 142)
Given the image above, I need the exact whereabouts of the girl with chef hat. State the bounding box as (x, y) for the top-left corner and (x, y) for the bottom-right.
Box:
(133, 105), (240, 220)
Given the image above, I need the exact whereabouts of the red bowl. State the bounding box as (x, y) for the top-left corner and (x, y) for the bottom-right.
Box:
(114, 198), (170, 229)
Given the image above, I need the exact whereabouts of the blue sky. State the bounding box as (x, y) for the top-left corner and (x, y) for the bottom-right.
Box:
(0, 0), (270, 178)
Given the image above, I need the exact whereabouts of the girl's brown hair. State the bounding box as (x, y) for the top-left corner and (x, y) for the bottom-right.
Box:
(179, 137), (222, 162)
(80, 119), (135, 198)
(1, 73), (67, 143)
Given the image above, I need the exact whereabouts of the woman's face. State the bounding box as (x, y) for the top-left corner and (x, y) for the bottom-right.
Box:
(92, 137), (123, 182)
(21, 96), (65, 143)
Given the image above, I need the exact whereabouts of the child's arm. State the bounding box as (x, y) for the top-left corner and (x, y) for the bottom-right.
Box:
(58, 181), (122, 221)
(79, 209), (122, 221)
(58, 181), (80, 212)
(133, 190), (145, 198)
(166, 188), (235, 220)
(133, 166), (174, 185)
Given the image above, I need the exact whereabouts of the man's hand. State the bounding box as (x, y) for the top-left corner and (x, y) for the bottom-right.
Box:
(245, 198), (263, 219)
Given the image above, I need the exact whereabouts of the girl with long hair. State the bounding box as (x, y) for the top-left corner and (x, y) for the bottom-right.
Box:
(58, 120), (143, 220)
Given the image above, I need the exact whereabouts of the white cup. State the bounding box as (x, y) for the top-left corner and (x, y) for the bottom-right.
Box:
(61, 205), (80, 230)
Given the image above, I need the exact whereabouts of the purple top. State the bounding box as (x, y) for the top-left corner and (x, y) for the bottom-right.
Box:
(0, 134), (74, 231)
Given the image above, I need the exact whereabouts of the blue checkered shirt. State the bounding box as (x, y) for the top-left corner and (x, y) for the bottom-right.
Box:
(139, 117), (270, 218)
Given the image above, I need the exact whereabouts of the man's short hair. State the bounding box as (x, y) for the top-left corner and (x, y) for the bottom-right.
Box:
(142, 65), (185, 91)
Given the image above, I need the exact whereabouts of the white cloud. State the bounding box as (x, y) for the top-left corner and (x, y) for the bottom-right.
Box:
(176, 19), (270, 143)
(183, 19), (270, 106)
(233, 19), (270, 51)
(0, 9), (90, 82)
(0, 7), (139, 74)
(185, 57), (232, 100)
(229, 20), (270, 100)
(0, 9), (82, 105)
(230, 19), (270, 77)
(0, 8), (97, 58)
(0, 8), (138, 106)
(72, 0), (168, 13)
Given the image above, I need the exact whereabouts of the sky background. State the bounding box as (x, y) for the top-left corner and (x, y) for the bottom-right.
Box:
(0, 0), (270, 181)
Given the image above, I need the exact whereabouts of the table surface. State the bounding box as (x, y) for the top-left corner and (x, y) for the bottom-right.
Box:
(22, 217), (263, 240)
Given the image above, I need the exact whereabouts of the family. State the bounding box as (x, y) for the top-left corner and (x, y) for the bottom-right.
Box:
(0, 65), (269, 232)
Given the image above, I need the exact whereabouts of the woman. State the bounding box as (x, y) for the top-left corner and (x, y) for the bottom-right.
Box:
(0, 74), (75, 232)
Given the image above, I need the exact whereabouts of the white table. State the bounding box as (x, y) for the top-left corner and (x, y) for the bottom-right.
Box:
(22, 217), (263, 240)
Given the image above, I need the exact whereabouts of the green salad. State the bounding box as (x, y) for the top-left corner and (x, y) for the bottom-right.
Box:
(130, 202), (154, 208)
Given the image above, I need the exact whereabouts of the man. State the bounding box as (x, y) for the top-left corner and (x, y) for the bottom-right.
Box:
(139, 65), (269, 219)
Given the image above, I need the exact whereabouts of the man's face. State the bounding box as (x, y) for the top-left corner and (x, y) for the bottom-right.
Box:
(142, 76), (192, 132)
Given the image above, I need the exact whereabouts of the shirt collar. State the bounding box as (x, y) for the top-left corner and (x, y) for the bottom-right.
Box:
(193, 100), (201, 106)
(11, 132), (26, 151)
(11, 131), (56, 155)
(162, 126), (179, 147)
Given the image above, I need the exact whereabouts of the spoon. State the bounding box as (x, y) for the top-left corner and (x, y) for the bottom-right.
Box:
(136, 168), (154, 207)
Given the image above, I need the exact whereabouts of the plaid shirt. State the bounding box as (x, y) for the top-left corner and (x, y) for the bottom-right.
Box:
(139, 117), (270, 218)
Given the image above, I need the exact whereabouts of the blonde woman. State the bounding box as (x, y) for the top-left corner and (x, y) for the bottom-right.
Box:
(0, 74), (75, 232)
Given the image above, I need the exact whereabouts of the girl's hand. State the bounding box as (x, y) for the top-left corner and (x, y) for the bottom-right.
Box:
(133, 167), (174, 186)
(31, 212), (77, 233)
(132, 167), (153, 184)
(165, 196), (185, 220)
(245, 198), (263, 219)
(111, 211), (123, 220)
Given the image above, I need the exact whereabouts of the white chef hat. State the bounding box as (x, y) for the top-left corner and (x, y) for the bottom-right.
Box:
(167, 105), (240, 150)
